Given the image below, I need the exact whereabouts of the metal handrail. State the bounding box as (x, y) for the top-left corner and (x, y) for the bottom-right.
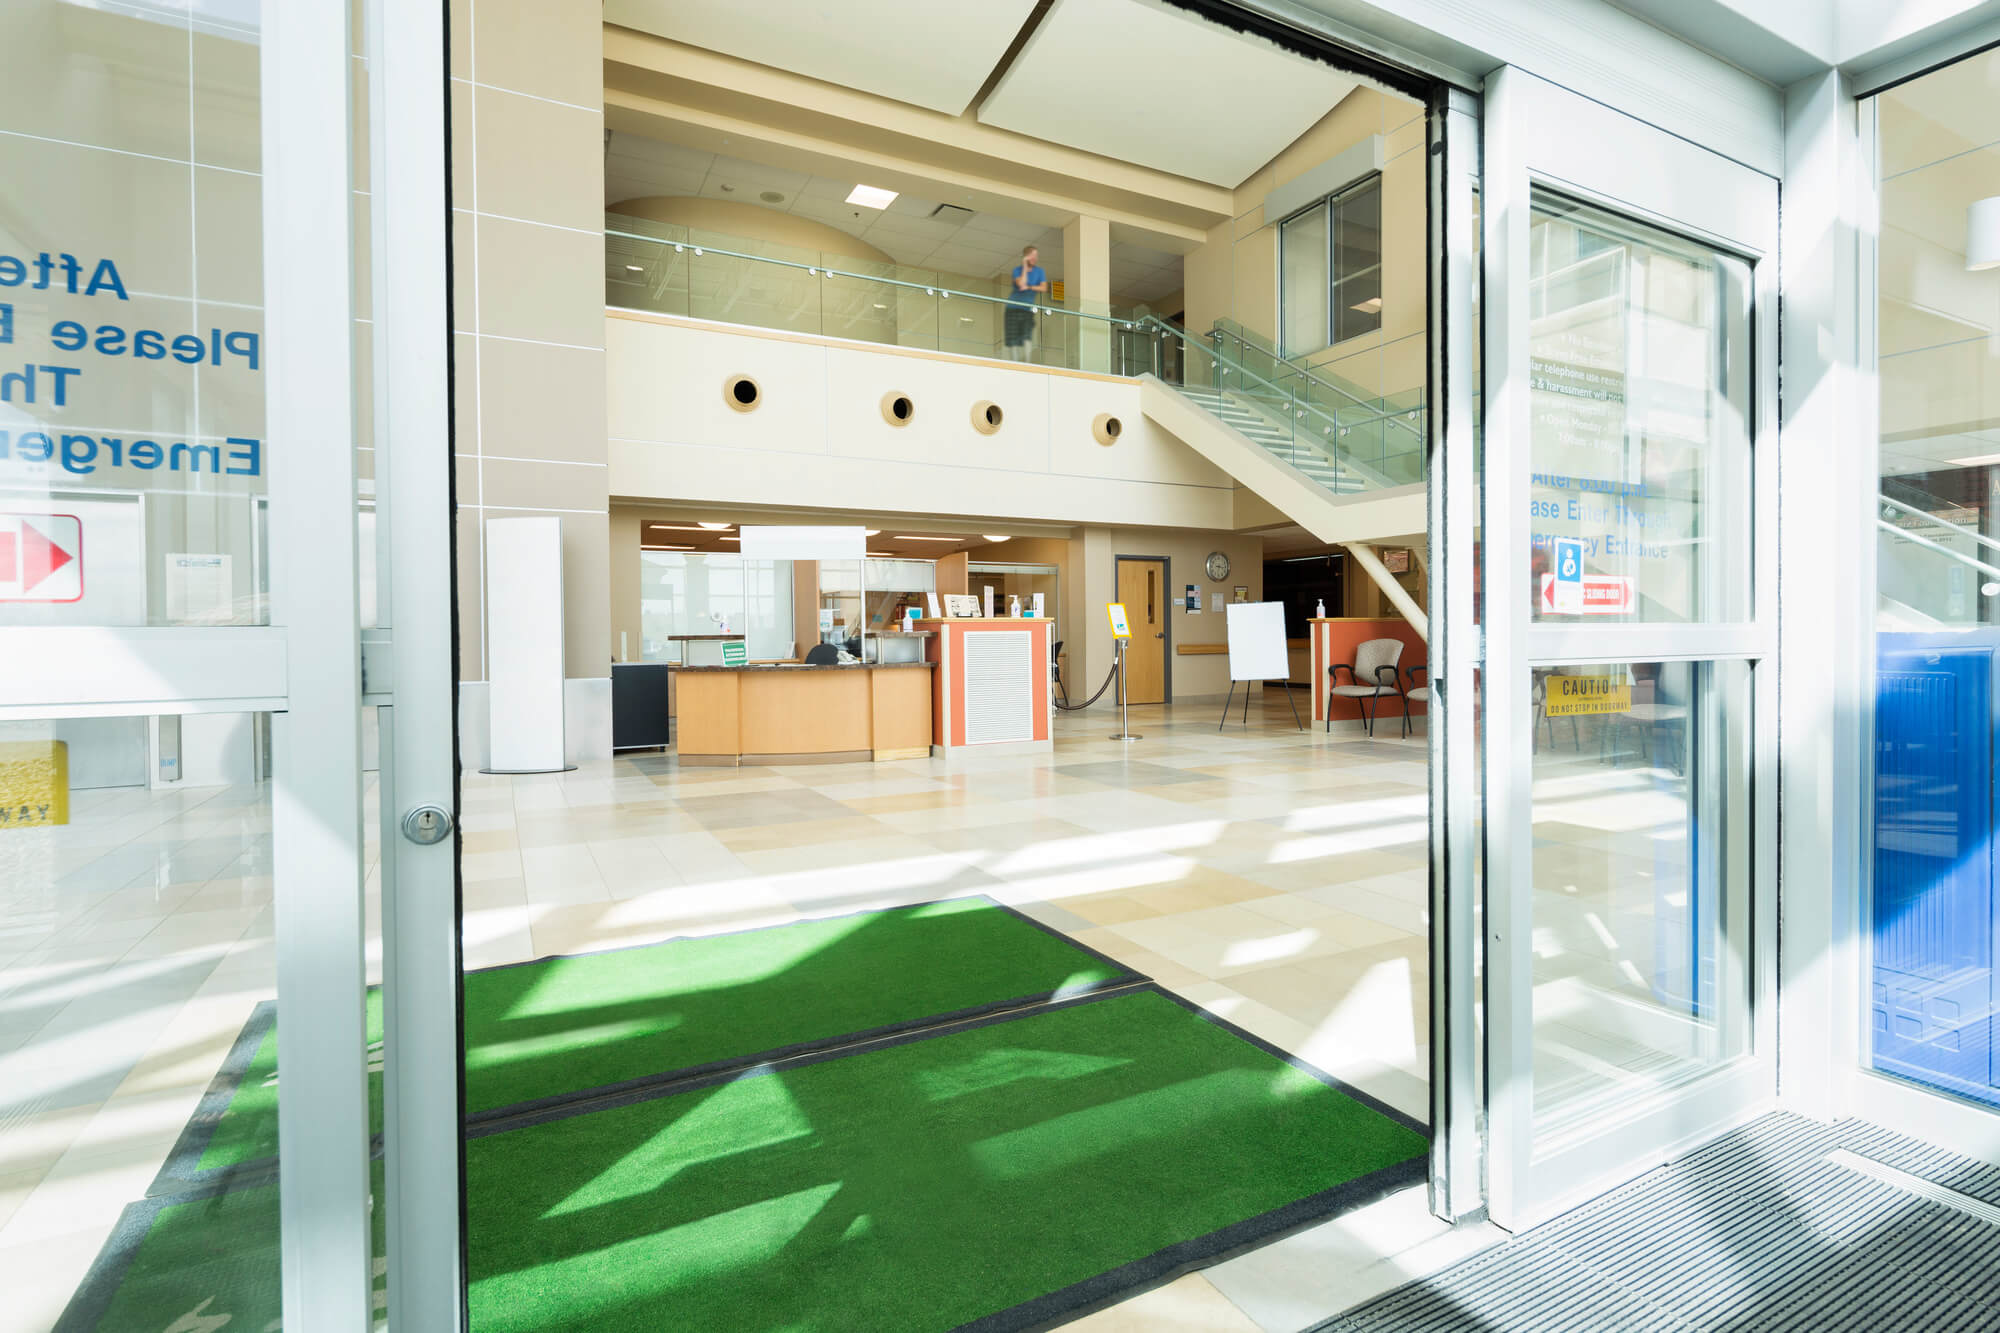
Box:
(1208, 321), (1425, 442)
(1139, 315), (1409, 488)
(1879, 493), (2000, 559)
(605, 225), (1145, 331)
(1879, 516), (2000, 581)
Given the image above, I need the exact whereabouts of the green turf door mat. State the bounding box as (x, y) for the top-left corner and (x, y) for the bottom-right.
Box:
(464, 986), (1428, 1333)
(154, 897), (1138, 1193)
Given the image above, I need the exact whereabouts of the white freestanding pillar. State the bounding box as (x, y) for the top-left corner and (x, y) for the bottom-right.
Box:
(484, 515), (568, 772)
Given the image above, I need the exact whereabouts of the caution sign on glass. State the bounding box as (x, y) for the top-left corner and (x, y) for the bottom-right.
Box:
(1544, 672), (1631, 717)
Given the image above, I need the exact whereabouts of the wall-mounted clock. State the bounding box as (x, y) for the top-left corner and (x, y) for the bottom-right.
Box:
(1205, 550), (1231, 582)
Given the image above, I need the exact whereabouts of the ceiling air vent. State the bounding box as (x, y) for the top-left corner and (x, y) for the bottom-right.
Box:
(930, 203), (975, 224)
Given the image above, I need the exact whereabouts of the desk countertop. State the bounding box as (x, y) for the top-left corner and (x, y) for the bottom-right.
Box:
(673, 661), (936, 674)
(666, 633), (747, 641)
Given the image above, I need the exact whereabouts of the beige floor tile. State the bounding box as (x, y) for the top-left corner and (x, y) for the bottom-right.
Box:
(1055, 1273), (1260, 1332)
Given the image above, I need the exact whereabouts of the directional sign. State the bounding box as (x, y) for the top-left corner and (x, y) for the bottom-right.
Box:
(1539, 572), (1635, 615)
(0, 514), (82, 602)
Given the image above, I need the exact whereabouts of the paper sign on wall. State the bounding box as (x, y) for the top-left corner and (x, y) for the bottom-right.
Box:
(1185, 584), (1200, 613)
(1210, 592), (1223, 613)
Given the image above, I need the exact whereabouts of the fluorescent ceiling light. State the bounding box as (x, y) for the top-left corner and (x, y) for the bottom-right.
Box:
(1947, 453), (2000, 467)
(846, 185), (898, 209)
(642, 544), (694, 551)
(648, 523), (714, 531)
(865, 529), (881, 536)
(892, 535), (965, 542)
(625, 264), (643, 272)
(981, 535), (1010, 542)
(697, 521), (733, 530)
(1349, 297), (1383, 314)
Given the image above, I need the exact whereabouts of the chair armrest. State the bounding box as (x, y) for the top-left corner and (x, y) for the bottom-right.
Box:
(1329, 663), (1357, 684)
(1406, 664), (1428, 687)
(1374, 664), (1402, 689)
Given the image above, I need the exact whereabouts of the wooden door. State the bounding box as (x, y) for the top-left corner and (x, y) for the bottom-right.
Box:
(1116, 557), (1167, 704)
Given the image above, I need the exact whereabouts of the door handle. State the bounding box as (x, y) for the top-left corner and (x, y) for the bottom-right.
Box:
(1155, 632), (1165, 638)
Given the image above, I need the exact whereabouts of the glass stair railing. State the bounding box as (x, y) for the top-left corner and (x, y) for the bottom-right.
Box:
(1135, 315), (1421, 498)
(1210, 318), (1427, 478)
(1877, 488), (2000, 628)
(605, 213), (1151, 373)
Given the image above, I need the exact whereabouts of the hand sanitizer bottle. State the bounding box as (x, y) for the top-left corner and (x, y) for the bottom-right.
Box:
(1315, 598), (1326, 618)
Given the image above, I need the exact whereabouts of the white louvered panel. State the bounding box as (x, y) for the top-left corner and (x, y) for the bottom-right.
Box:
(963, 630), (1033, 744)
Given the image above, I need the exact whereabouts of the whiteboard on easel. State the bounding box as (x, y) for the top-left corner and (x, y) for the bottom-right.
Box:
(1225, 602), (1289, 681)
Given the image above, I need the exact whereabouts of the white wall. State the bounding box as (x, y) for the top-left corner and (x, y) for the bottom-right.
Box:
(607, 314), (1255, 530)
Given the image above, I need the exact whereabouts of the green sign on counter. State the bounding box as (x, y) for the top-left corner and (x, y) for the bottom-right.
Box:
(722, 641), (747, 666)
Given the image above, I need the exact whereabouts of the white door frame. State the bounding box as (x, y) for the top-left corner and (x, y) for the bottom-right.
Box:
(1481, 65), (1782, 1229)
(366, 0), (467, 1325)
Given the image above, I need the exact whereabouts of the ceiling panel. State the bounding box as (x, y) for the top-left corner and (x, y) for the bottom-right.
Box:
(978, 0), (1357, 188)
(604, 0), (1039, 115)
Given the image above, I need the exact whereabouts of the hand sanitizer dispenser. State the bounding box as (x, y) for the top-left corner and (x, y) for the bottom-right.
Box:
(1315, 598), (1326, 618)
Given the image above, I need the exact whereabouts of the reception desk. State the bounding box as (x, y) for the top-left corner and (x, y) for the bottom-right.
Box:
(674, 662), (935, 766)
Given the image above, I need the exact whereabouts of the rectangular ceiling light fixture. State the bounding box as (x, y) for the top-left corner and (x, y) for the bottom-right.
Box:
(1947, 452), (2000, 467)
(846, 184), (898, 209)
(1350, 297), (1383, 314)
(891, 535), (966, 542)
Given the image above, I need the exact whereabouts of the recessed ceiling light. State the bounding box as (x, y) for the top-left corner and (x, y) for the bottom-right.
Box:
(981, 535), (1009, 542)
(719, 183), (735, 193)
(1350, 297), (1383, 314)
(893, 535), (964, 542)
(1947, 452), (2000, 466)
(846, 184), (898, 209)
(759, 190), (785, 204)
(624, 264), (643, 272)
(697, 521), (733, 530)
(865, 530), (881, 536)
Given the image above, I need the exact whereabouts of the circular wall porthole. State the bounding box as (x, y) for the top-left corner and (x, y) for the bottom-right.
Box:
(881, 391), (916, 426)
(724, 375), (761, 413)
(971, 400), (1004, 434)
(1092, 413), (1124, 447)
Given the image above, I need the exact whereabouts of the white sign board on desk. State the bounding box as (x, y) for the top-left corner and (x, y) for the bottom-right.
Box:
(1225, 601), (1289, 681)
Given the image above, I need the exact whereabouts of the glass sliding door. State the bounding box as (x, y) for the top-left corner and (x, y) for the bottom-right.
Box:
(1483, 67), (1779, 1228)
(1864, 52), (2000, 1118)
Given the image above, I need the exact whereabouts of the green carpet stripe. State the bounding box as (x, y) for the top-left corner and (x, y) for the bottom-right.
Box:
(164, 898), (1135, 1188)
(463, 987), (1428, 1333)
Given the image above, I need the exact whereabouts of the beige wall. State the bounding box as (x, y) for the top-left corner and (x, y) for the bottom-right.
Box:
(609, 507), (643, 661)
(610, 196), (890, 263)
(607, 314), (1254, 530)
(1074, 526), (1266, 700)
(1181, 87), (1427, 407)
(451, 0), (609, 755)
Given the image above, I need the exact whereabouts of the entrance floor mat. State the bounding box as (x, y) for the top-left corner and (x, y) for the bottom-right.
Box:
(152, 897), (1137, 1194)
(1319, 1113), (2000, 1333)
(463, 985), (1427, 1332)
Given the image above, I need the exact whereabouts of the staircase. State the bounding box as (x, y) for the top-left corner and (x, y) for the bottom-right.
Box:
(1169, 386), (1372, 495)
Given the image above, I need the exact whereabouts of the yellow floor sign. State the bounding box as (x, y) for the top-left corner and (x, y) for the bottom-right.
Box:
(1544, 673), (1631, 717)
(0, 740), (69, 828)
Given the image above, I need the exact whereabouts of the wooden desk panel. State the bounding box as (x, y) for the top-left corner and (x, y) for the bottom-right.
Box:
(869, 668), (934, 760)
(741, 669), (871, 759)
(675, 672), (741, 757)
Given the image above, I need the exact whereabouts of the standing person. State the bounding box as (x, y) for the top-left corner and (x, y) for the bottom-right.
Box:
(1004, 244), (1048, 361)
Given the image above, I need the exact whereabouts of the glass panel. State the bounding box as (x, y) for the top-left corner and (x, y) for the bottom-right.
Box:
(1280, 205), (1329, 358)
(818, 558), (862, 656)
(0, 7), (269, 630)
(639, 551), (794, 663)
(1869, 58), (2000, 1110)
(1529, 661), (1751, 1148)
(968, 560), (1059, 627)
(1331, 179), (1383, 344)
(1, 712), (281, 1325)
(1527, 193), (1753, 625)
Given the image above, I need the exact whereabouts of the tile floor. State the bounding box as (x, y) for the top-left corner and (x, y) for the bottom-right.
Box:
(0, 692), (1512, 1331)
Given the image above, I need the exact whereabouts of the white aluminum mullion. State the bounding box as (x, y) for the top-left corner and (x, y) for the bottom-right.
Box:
(264, 2), (371, 1328)
(1428, 83), (1484, 1224)
(368, 0), (466, 1325)
(1480, 64), (1537, 1232)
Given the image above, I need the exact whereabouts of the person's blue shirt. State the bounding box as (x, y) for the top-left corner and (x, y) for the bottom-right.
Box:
(1009, 263), (1046, 304)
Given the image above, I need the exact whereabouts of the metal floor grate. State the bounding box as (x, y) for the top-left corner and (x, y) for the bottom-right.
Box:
(1317, 1113), (2000, 1332)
